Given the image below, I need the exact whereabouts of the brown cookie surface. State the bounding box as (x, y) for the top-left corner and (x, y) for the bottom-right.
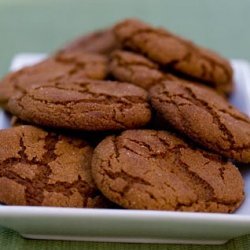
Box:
(114, 19), (233, 95)
(110, 50), (218, 92)
(8, 79), (151, 131)
(61, 28), (118, 54)
(110, 50), (168, 89)
(92, 130), (244, 212)
(0, 125), (109, 207)
(0, 51), (108, 108)
(150, 80), (250, 163)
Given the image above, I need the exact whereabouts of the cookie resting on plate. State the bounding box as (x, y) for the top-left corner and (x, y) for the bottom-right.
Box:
(0, 125), (110, 207)
(92, 130), (244, 212)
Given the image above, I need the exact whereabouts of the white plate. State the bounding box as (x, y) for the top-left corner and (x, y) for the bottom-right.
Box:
(0, 54), (250, 245)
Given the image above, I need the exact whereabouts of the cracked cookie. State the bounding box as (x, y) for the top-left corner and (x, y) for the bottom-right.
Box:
(7, 79), (151, 131)
(61, 28), (118, 54)
(110, 50), (178, 90)
(0, 51), (108, 108)
(110, 50), (217, 92)
(149, 80), (250, 163)
(0, 125), (110, 207)
(114, 19), (233, 95)
(92, 129), (244, 212)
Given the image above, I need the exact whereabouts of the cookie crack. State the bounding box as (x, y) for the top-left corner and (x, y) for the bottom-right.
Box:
(122, 133), (190, 160)
(182, 86), (239, 150)
(173, 148), (216, 203)
(27, 86), (146, 106)
(219, 166), (226, 182)
(27, 94), (133, 106)
(126, 138), (154, 153)
(111, 136), (120, 159)
(122, 145), (146, 158)
(41, 133), (58, 164)
(103, 168), (152, 190)
(0, 133), (58, 205)
(45, 177), (98, 207)
(112, 108), (127, 128)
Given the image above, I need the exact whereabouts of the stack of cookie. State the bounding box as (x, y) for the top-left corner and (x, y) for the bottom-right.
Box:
(0, 18), (249, 213)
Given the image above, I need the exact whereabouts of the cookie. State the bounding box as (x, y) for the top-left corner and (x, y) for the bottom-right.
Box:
(92, 130), (244, 212)
(110, 50), (170, 89)
(0, 125), (109, 207)
(61, 28), (118, 54)
(149, 80), (250, 163)
(110, 50), (211, 91)
(0, 51), (108, 108)
(8, 79), (151, 131)
(114, 19), (233, 95)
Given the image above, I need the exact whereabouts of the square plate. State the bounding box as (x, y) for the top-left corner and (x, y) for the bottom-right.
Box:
(0, 54), (250, 245)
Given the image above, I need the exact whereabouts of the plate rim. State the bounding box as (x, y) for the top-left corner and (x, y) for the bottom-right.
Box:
(0, 206), (250, 224)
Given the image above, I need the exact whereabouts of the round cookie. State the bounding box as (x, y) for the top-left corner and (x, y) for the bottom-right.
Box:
(92, 130), (244, 212)
(0, 125), (109, 207)
(61, 28), (119, 54)
(149, 80), (250, 163)
(114, 19), (233, 95)
(0, 51), (108, 108)
(8, 79), (151, 131)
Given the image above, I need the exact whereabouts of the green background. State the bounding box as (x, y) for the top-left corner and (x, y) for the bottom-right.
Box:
(0, 0), (250, 249)
(1, 0), (250, 77)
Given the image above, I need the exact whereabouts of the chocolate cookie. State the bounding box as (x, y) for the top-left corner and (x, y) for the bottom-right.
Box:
(0, 51), (108, 108)
(61, 28), (118, 54)
(92, 130), (244, 212)
(114, 19), (233, 95)
(149, 80), (250, 163)
(0, 125), (109, 207)
(8, 79), (151, 131)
